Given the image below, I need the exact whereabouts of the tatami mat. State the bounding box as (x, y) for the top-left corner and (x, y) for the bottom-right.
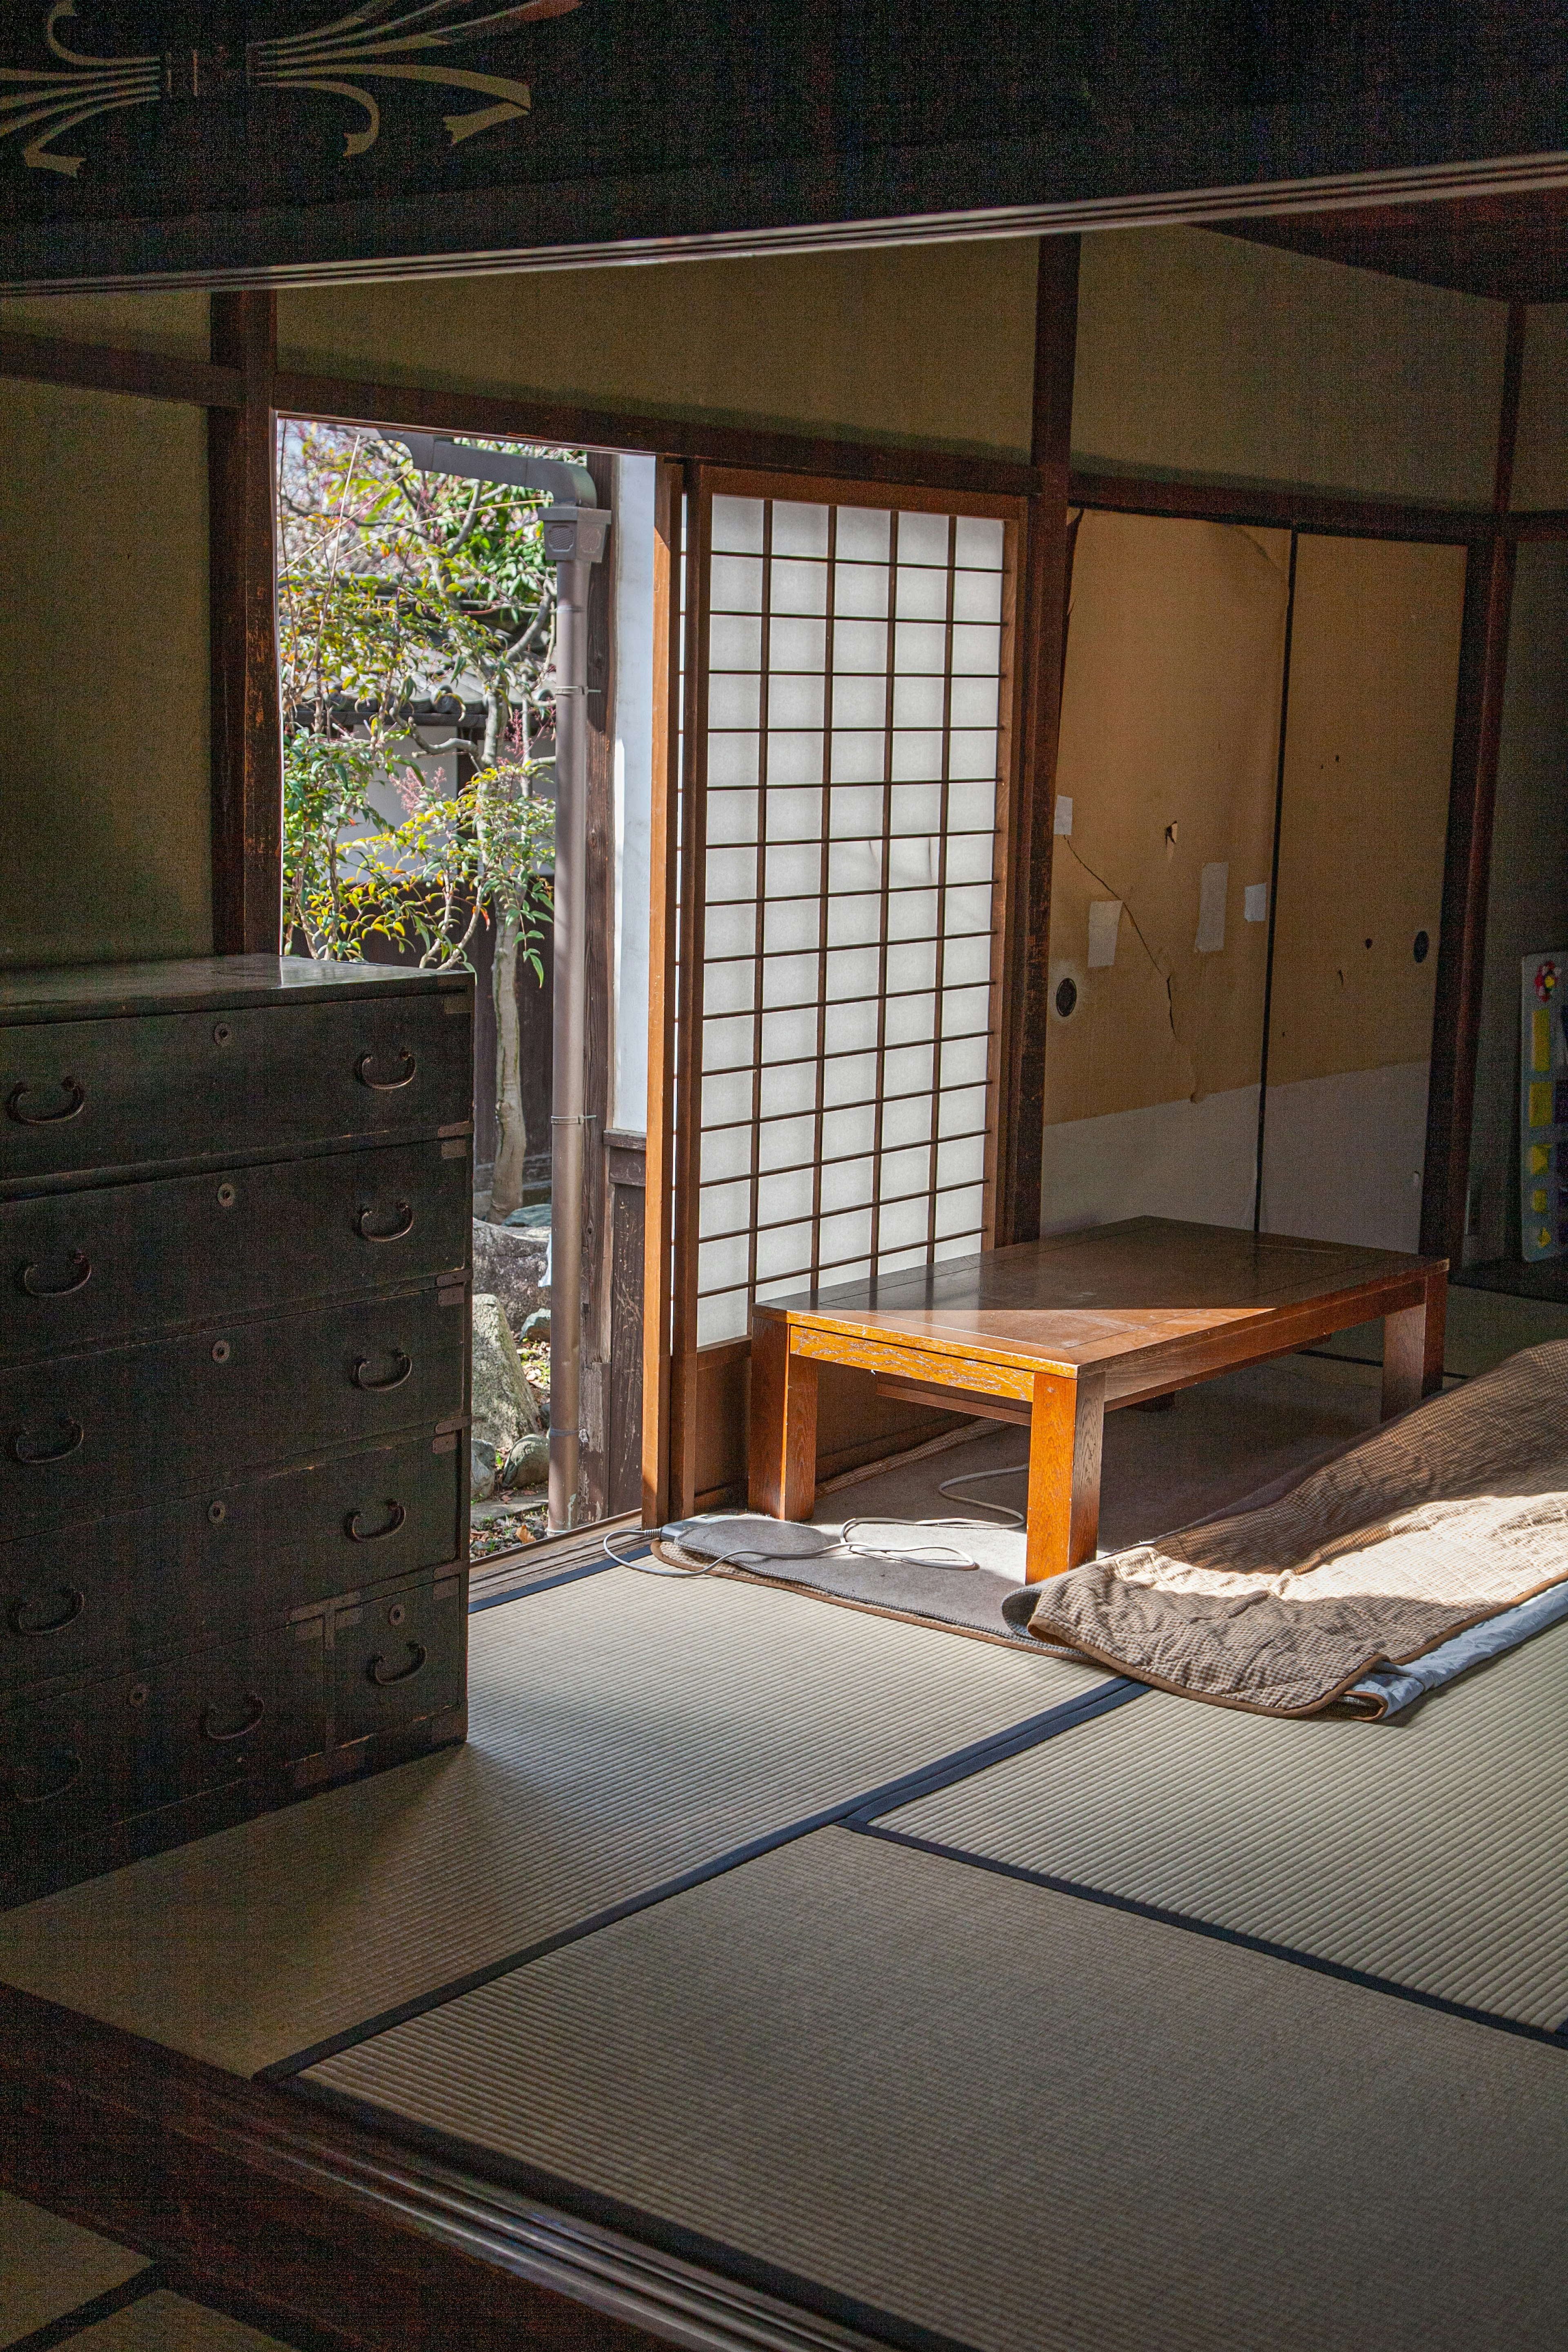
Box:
(300, 1826), (1568, 2352)
(61, 2292), (291, 2351)
(883, 1613), (1568, 2031)
(0, 1567), (1110, 2076)
(0, 2190), (148, 2346)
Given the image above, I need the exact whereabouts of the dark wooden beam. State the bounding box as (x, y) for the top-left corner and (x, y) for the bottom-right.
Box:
(1069, 468), (1489, 547)
(1506, 508), (1568, 540)
(208, 293), (283, 956)
(997, 235), (1080, 1245)
(272, 370), (1037, 503)
(1421, 299), (1528, 1265)
(0, 330), (243, 407)
(0, 1982), (851, 2352)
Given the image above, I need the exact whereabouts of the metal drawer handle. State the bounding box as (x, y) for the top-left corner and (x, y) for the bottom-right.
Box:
(11, 1418), (85, 1466)
(352, 1351), (412, 1392)
(7, 1077), (85, 1125)
(346, 1500), (407, 1542)
(356, 1200), (414, 1243)
(7, 1586), (85, 1637)
(355, 1049), (416, 1091)
(19, 1252), (92, 1298)
(200, 1692), (265, 1743)
(9, 1751), (82, 1806)
(368, 1641), (427, 1687)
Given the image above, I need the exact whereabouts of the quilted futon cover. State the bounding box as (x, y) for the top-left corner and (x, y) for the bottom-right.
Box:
(1017, 1342), (1568, 1715)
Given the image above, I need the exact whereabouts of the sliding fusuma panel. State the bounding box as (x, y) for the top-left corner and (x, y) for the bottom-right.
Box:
(658, 472), (1021, 1507)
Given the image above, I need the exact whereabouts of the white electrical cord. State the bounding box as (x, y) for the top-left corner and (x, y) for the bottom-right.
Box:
(934, 1462), (1029, 1525)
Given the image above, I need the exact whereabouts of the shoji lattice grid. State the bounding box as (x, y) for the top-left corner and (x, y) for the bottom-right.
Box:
(690, 493), (1009, 1347)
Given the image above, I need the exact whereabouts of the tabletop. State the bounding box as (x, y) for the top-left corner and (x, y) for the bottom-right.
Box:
(751, 1218), (1446, 1375)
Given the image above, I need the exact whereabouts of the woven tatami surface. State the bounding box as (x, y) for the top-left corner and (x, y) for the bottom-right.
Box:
(0, 2189), (148, 2345)
(303, 1826), (1568, 2352)
(888, 1613), (1568, 2029)
(63, 2293), (291, 2351)
(0, 1567), (1105, 2076)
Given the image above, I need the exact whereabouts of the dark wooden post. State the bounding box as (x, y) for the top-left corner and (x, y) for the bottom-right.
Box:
(1421, 298), (1527, 1264)
(209, 292), (283, 956)
(997, 234), (1080, 1245)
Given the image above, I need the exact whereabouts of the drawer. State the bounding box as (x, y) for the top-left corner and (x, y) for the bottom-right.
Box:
(0, 1625), (327, 1870)
(0, 986), (471, 1191)
(0, 1430), (465, 1697)
(1, 1138), (472, 1367)
(319, 1568), (468, 1751)
(0, 1284), (467, 1537)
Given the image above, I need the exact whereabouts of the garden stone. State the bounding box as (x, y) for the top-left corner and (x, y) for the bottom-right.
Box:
(470, 1437), (499, 1501)
(471, 1218), (548, 1338)
(499, 1430), (550, 1491)
(470, 1293), (541, 1470)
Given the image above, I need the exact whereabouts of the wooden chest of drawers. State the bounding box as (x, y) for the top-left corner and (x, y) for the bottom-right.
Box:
(0, 956), (473, 1902)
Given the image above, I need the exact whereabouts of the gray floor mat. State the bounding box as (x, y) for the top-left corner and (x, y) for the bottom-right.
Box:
(687, 1354), (1389, 1644)
(0, 1567), (1108, 2076)
(300, 1827), (1568, 2352)
(0, 2190), (148, 2346)
(882, 1613), (1568, 2030)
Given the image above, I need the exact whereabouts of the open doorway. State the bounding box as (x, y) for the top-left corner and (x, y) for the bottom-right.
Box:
(274, 419), (658, 1557)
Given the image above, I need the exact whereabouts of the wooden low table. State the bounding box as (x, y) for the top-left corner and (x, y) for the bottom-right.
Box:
(748, 1217), (1448, 1584)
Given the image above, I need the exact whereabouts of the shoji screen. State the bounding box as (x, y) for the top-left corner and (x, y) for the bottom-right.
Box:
(659, 472), (1019, 1505)
(1258, 535), (1466, 1252)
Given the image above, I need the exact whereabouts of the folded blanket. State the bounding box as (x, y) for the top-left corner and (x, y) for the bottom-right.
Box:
(1013, 1340), (1568, 1716)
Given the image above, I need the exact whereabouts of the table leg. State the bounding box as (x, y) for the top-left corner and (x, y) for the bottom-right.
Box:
(1025, 1367), (1105, 1583)
(1381, 1273), (1447, 1421)
(748, 1316), (818, 1521)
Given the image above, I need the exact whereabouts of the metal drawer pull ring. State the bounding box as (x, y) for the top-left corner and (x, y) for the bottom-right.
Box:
(11, 1751), (81, 1806)
(7, 1077), (85, 1124)
(200, 1693), (265, 1743)
(346, 1500), (407, 1542)
(19, 1253), (91, 1298)
(355, 1049), (416, 1090)
(11, 1419), (85, 1465)
(356, 1200), (414, 1242)
(8, 1586), (85, 1637)
(352, 1351), (412, 1392)
(368, 1641), (427, 1686)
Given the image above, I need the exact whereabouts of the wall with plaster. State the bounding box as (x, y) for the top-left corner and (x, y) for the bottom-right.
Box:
(275, 241), (1040, 459)
(1511, 305), (1568, 512)
(1073, 227), (1507, 505)
(0, 378), (211, 971)
(1465, 541), (1568, 1263)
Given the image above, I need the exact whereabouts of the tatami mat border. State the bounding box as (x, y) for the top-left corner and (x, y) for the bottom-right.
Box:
(467, 1555), (622, 1612)
(851, 1821), (1568, 2051)
(5, 2273), (160, 2352)
(283, 2077), (985, 2352)
(261, 1679), (1140, 2081)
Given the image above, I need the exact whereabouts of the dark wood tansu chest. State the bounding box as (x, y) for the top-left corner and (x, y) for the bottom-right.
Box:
(0, 956), (473, 1902)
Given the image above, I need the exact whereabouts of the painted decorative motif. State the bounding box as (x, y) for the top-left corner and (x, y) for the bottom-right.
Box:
(1521, 950), (1568, 1263)
(2, 0), (579, 175)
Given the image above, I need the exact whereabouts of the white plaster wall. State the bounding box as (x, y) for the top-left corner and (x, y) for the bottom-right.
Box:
(1259, 1061), (1431, 1253)
(1040, 1086), (1261, 1236)
(611, 452), (657, 1135)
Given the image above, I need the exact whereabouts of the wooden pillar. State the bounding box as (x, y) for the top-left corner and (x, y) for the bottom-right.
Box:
(1421, 299), (1527, 1265)
(208, 292), (282, 956)
(997, 235), (1080, 1245)
(641, 463), (682, 1524)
